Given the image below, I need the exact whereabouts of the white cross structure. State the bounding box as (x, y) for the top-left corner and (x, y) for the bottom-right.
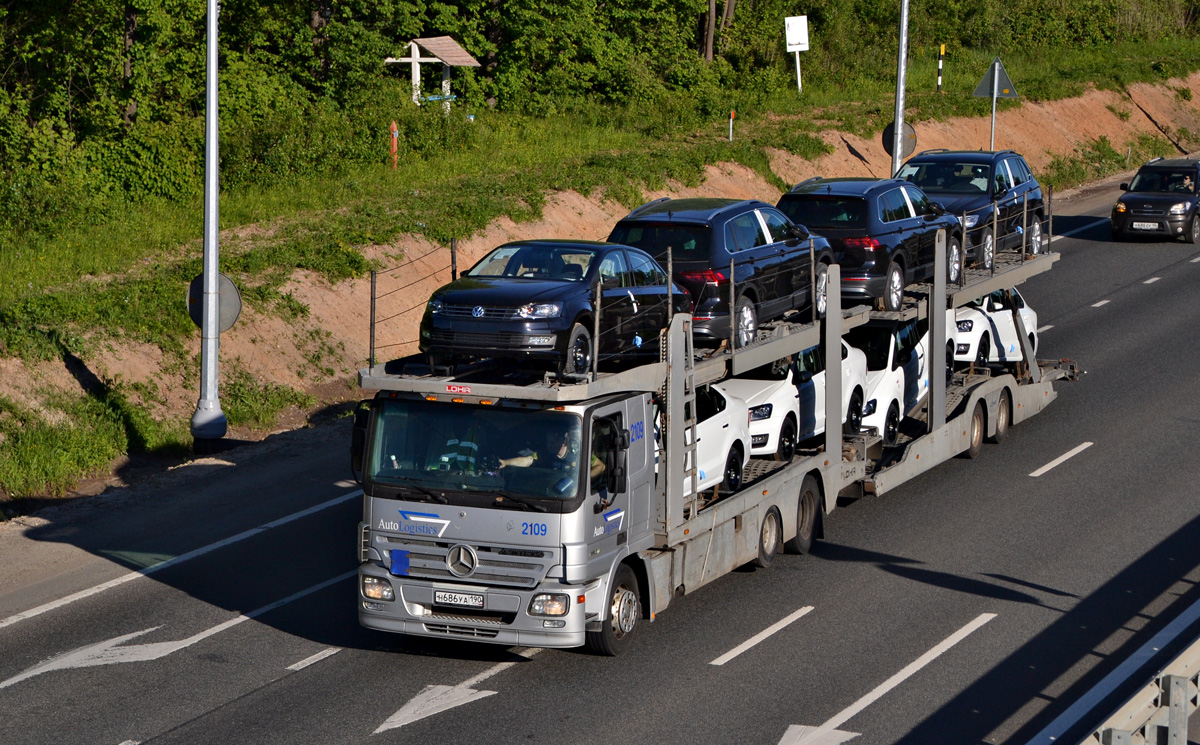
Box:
(385, 36), (481, 114)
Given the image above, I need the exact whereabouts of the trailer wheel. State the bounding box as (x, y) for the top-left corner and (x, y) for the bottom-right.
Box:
(586, 564), (639, 656)
(773, 416), (798, 462)
(882, 401), (901, 448)
(784, 475), (821, 554)
(964, 401), (985, 459)
(987, 391), (1011, 445)
(753, 507), (782, 568)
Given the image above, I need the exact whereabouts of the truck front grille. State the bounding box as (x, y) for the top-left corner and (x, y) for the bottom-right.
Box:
(381, 536), (553, 589)
(424, 623), (502, 639)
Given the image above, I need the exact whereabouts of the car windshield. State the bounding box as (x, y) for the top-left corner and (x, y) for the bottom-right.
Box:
(845, 325), (893, 371)
(608, 222), (712, 263)
(1128, 169), (1196, 194)
(467, 244), (596, 281)
(897, 161), (991, 195)
(368, 398), (584, 504)
(778, 196), (866, 230)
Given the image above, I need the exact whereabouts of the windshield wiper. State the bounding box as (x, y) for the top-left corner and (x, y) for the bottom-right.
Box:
(392, 478), (448, 504)
(490, 490), (547, 513)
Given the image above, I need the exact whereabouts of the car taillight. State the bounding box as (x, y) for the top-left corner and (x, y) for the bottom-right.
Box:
(680, 270), (728, 285)
(841, 237), (882, 249)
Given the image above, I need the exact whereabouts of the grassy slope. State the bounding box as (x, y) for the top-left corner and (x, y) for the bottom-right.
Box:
(1, 40), (1199, 499)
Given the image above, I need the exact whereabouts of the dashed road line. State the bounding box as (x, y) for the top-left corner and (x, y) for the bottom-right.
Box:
(1037, 324), (1053, 333)
(1091, 300), (1111, 307)
(0, 490), (363, 631)
(1030, 442), (1094, 477)
(287, 647), (342, 671)
(710, 606), (815, 666)
(1144, 277), (1161, 284)
(1191, 256), (1200, 263)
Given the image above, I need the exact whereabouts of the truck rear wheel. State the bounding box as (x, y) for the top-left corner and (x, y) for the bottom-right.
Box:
(753, 507), (782, 568)
(586, 564), (639, 656)
(987, 391), (1011, 444)
(784, 475), (821, 555)
(963, 401), (986, 459)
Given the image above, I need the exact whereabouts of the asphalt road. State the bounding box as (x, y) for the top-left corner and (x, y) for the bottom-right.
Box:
(2, 181), (1200, 745)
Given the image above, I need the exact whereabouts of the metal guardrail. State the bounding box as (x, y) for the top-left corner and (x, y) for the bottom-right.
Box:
(1079, 635), (1200, 744)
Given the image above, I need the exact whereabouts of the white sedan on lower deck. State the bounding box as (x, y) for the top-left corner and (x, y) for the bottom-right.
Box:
(954, 288), (1038, 366)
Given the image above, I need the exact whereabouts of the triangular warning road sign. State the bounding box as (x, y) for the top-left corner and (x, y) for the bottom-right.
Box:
(973, 57), (1018, 99)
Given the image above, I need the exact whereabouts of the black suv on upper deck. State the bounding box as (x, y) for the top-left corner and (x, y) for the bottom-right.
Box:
(1110, 158), (1200, 244)
(896, 149), (1045, 268)
(608, 198), (833, 347)
(776, 178), (963, 312)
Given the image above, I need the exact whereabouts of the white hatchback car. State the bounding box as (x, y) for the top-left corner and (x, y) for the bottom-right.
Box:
(661, 382), (750, 495)
(954, 288), (1038, 366)
(845, 310), (957, 447)
(721, 340), (868, 461)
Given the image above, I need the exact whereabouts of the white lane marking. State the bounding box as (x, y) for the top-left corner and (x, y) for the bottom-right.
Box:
(287, 647), (342, 671)
(375, 648), (543, 734)
(118, 741), (141, 745)
(710, 606), (815, 666)
(0, 490), (362, 631)
(1, 570), (355, 689)
(1049, 218), (1108, 241)
(780, 614), (997, 745)
(1024, 596), (1200, 744)
(1091, 299), (1110, 307)
(1144, 277), (1161, 284)
(1191, 256), (1200, 263)
(1036, 324), (1053, 333)
(1029, 442), (1094, 478)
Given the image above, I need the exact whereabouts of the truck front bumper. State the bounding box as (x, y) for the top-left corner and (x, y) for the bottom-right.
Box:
(358, 565), (589, 648)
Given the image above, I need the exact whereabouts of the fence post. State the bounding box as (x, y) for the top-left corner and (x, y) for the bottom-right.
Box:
(1021, 192), (1028, 261)
(728, 257), (737, 351)
(960, 212), (969, 287)
(592, 280), (602, 382)
(991, 202), (998, 277)
(667, 250), (675, 326)
(809, 237), (817, 324)
(370, 270), (377, 371)
(451, 238), (458, 279)
(1048, 184), (1054, 243)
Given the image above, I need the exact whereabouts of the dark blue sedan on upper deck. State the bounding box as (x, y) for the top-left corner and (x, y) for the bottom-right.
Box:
(419, 240), (690, 377)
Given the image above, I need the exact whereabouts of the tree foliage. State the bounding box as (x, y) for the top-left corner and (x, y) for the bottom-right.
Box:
(2, 0), (1198, 234)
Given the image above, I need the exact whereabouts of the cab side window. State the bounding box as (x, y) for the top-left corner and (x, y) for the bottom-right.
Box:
(591, 415), (620, 493)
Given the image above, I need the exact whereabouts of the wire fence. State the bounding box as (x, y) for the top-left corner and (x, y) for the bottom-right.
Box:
(369, 240), (458, 365)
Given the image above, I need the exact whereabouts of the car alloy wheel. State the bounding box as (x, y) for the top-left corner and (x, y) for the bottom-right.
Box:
(885, 263), (904, 312)
(1028, 218), (1042, 254)
(814, 264), (829, 318)
(735, 296), (757, 348)
(948, 239), (961, 283)
(981, 230), (994, 270)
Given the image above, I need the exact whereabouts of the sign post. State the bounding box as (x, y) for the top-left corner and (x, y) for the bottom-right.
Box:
(973, 57), (1018, 149)
(784, 16), (809, 94)
(891, 0), (910, 178)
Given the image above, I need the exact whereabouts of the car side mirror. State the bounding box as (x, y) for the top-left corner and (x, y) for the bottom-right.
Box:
(788, 224), (810, 242)
(1119, 183), (1129, 191)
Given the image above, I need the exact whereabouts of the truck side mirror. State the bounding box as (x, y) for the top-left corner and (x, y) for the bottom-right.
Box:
(606, 447), (628, 495)
(350, 400), (372, 483)
(618, 428), (631, 450)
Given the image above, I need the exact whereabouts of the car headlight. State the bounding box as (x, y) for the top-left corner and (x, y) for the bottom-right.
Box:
(960, 215), (979, 228)
(957, 319), (974, 332)
(1113, 202), (1126, 214)
(1169, 202), (1188, 215)
(749, 404), (774, 421)
(518, 302), (562, 319)
(362, 576), (394, 601)
(529, 593), (570, 616)
(428, 298), (443, 315)
(863, 399), (877, 417)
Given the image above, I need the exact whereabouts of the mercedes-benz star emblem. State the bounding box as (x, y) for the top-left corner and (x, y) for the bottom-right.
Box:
(446, 544), (479, 577)
(472, 306), (485, 318)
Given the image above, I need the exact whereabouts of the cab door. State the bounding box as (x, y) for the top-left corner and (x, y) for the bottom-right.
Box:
(585, 404), (632, 581)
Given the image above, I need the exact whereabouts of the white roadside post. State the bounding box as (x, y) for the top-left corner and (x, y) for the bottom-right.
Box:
(784, 16), (809, 94)
(890, 0), (910, 178)
(191, 0), (227, 449)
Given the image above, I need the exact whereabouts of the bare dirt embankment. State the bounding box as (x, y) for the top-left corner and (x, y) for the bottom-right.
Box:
(4, 73), (1200, 501)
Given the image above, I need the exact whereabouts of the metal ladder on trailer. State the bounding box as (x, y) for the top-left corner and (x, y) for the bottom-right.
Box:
(658, 315), (701, 524)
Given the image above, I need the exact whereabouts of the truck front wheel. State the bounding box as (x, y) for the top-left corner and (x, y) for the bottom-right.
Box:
(586, 564), (639, 656)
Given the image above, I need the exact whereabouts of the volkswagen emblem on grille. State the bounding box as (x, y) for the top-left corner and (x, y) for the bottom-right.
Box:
(446, 544), (479, 577)
(472, 306), (485, 318)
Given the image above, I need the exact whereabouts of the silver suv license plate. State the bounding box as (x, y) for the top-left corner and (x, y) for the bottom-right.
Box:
(435, 590), (484, 608)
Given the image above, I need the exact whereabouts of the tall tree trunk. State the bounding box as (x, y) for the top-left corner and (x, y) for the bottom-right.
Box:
(704, 0), (716, 61)
(122, 6), (138, 126)
(311, 0), (332, 83)
(719, 0), (737, 32)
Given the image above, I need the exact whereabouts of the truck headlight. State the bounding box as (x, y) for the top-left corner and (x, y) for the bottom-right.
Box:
(957, 319), (974, 332)
(529, 593), (570, 616)
(362, 576), (394, 601)
(1169, 202), (1188, 215)
(749, 404), (774, 421)
(518, 302), (562, 319)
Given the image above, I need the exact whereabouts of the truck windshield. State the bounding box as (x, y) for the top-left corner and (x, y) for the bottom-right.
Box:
(368, 398), (584, 504)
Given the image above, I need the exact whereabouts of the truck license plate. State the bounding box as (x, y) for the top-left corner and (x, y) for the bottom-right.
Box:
(434, 590), (484, 608)
(1132, 221), (1157, 230)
